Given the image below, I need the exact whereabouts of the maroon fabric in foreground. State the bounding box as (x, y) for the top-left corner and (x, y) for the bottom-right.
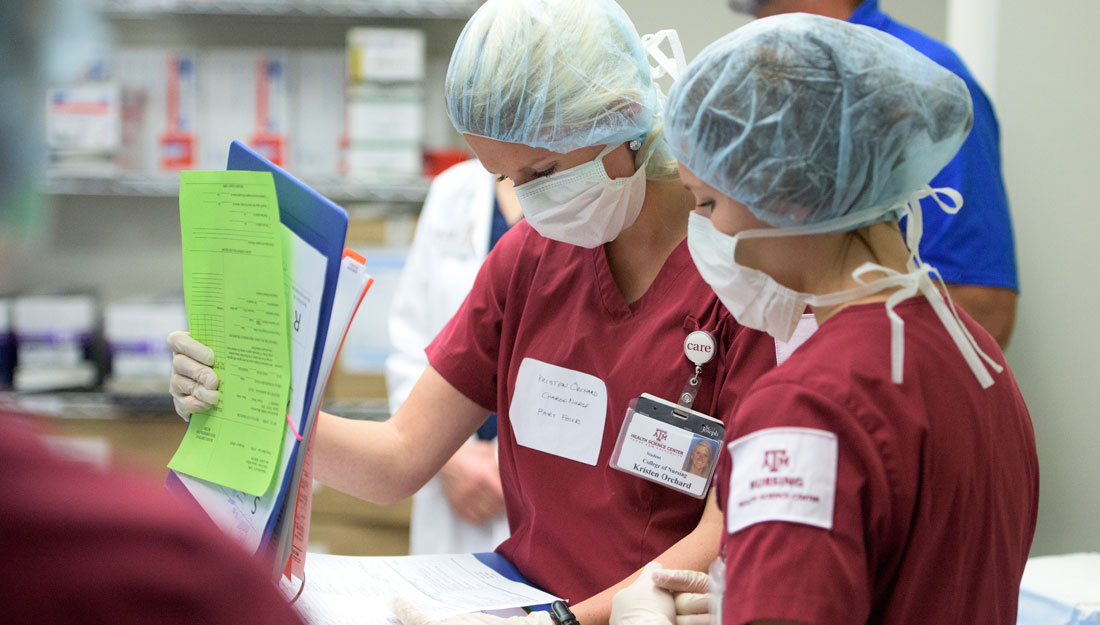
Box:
(0, 413), (304, 625)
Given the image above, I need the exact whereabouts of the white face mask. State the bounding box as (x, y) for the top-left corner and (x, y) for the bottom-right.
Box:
(687, 211), (819, 342)
(686, 187), (1005, 388)
(513, 144), (648, 248)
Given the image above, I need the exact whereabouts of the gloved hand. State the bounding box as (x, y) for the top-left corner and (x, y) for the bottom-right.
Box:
(440, 440), (506, 525)
(167, 330), (220, 421)
(392, 598), (553, 625)
(650, 568), (710, 625)
(610, 562), (676, 625)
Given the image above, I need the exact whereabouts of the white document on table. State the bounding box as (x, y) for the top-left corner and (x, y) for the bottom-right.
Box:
(288, 553), (561, 625)
(176, 224), (327, 553)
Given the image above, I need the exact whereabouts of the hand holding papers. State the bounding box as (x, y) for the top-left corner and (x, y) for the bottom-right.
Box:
(167, 141), (355, 578)
(169, 170), (291, 496)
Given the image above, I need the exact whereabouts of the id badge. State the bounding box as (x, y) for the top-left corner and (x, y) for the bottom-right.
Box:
(609, 393), (725, 498)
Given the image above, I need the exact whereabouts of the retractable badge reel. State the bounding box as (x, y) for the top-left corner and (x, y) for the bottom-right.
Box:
(609, 331), (724, 498)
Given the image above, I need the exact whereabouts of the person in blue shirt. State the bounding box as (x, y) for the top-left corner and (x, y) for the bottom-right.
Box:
(727, 0), (1019, 348)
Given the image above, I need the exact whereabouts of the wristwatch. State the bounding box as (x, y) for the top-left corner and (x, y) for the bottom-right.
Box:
(549, 601), (578, 625)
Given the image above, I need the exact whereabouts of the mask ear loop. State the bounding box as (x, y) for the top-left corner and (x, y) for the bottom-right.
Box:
(641, 29), (687, 81)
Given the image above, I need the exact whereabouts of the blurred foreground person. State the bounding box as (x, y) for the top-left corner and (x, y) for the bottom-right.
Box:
(0, 2), (303, 623)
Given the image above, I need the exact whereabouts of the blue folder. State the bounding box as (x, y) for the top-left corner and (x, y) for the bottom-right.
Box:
(166, 142), (348, 559)
(225, 140), (349, 542)
(474, 553), (553, 612)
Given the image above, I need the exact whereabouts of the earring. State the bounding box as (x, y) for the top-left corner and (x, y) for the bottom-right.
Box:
(629, 139), (642, 151)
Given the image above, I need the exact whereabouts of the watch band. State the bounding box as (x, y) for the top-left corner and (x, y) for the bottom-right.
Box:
(550, 601), (578, 625)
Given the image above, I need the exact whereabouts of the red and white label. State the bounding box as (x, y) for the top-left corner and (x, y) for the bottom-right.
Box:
(726, 427), (837, 534)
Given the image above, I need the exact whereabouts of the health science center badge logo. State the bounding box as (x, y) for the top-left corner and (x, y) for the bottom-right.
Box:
(727, 428), (838, 533)
(752, 448), (803, 489)
(763, 449), (790, 473)
(630, 426), (681, 458)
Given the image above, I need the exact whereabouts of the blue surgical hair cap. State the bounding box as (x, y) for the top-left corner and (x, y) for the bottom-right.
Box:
(445, 0), (678, 179)
(665, 13), (974, 227)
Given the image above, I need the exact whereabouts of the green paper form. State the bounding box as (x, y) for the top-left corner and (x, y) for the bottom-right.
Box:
(168, 170), (291, 497)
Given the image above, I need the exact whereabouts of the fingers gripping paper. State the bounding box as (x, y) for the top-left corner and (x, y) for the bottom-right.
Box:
(169, 170), (291, 496)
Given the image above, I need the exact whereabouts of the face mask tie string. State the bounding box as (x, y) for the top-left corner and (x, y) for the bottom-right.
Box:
(898, 185), (963, 268)
(642, 29), (687, 81)
(753, 184), (997, 387)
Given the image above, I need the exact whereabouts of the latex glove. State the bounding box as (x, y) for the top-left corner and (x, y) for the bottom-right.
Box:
(650, 568), (710, 625)
(392, 598), (553, 625)
(167, 330), (220, 421)
(611, 562), (676, 625)
(439, 440), (506, 525)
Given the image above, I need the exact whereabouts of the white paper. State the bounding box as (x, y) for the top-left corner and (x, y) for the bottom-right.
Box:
(288, 553), (560, 625)
(178, 225), (327, 553)
(269, 253), (374, 576)
(509, 358), (607, 466)
(1018, 553), (1100, 622)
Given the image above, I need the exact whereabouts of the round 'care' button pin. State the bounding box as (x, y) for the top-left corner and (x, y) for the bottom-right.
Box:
(683, 330), (716, 366)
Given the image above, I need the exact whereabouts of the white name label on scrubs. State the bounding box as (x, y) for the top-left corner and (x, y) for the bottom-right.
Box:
(726, 427), (837, 534)
(509, 358), (608, 466)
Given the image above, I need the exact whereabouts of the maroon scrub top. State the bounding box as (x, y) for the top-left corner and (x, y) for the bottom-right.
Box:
(428, 221), (776, 602)
(0, 414), (305, 625)
(713, 299), (1038, 625)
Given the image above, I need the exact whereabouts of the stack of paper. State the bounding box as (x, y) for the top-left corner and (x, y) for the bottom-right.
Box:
(166, 141), (369, 580)
(286, 553), (560, 625)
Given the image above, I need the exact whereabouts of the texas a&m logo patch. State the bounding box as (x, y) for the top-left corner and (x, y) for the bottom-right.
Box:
(726, 427), (837, 533)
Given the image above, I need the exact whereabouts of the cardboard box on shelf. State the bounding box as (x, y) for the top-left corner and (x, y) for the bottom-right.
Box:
(13, 295), (103, 392)
(104, 298), (186, 394)
(291, 49), (346, 179)
(345, 145), (423, 181)
(46, 83), (124, 174)
(346, 28), (425, 84)
(110, 48), (199, 172)
(199, 48), (289, 170)
(345, 84), (424, 180)
(347, 85), (424, 144)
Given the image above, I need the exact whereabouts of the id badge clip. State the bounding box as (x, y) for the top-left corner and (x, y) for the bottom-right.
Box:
(609, 393), (725, 499)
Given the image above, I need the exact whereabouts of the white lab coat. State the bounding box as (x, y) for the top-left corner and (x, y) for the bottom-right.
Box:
(385, 159), (512, 555)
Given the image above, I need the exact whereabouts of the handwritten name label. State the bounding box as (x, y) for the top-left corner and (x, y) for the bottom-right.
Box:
(510, 358), (608, 466)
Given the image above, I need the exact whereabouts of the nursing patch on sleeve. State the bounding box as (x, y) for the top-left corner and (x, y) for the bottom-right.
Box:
(726, 427), (837, 534)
